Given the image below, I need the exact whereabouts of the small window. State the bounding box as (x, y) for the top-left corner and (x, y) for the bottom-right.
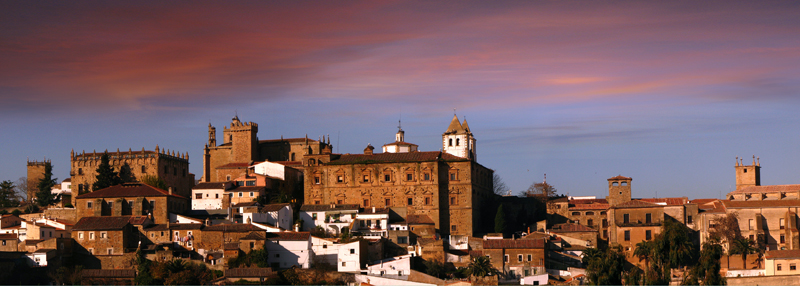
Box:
(312, 213), (318, 220)
(78, 232), (84, 240)
(780, 218), (785, 229)
(78, 168), (83, 175)
(586, 211), (594, 216)
(572, 212), (580, 216)
(456, 138), (460, 146)
(646, 230), (652, 240)
(781, 234), (786, 244)
(406, 173), (413, 181)
(624, 230), (630, 241)
(315, 176), (321, 184)
(87, 201), (93, 209)
(385, 198), (391, 206)
(527, 254), (532, 261)
(450, 196), (457, 205)
(587, 219), (594, 227)
(623, 214), (630, 223)
(777, 264), (782, 271)
(517, 254), (523, 262)
(504, 254), (509, 262)
(107, 248), (113, 255)
(323, 244), (327, 249)
(749, 219), (754, 230)
(621, 182), (628, 186)
(226, 175), (232, 181)
(687, 215), (693, 224)
(451, 225), (457, 232)
(424, 173), (430, 181)
(108, 201), (114, 209)
(100, 232), (107, 239)
(425, 197), (431, 205)
(791, 264), (797, 271)
(350, 248), (355, 254)
(337, 175), (343, 183)
(450, 172), (456, 181)
(384, 174), (391, 182)
(449, 138), (453, 146)
(363, 175), (369, 183)
(88, 248), (93, 254)
(342, 262), (346, 266)
(239, 192), (243, 197)
(165, 166), (169, 174)
(337, 199), (343, 204)
(141, 166), (146, 173)
(90, 232), (95, 240)
(249, 192), (254, 197)
(215, 194), (219, 199)
(195, 193), (202, 199)
(612, 182), (619, 186)
(407, 198), (413, 205)
(646, 213), (652, 224)
(363, 199), (369, 206)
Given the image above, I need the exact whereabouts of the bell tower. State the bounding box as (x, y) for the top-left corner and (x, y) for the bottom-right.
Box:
(735, 156), (761, 190)
(442, 114), (476, 160)
(607, 175), (632, 206)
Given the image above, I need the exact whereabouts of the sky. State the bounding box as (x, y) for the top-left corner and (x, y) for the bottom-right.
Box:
(2, 1), (800, 200)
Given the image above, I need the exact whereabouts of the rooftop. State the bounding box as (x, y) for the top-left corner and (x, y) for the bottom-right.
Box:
(729, 184), (800, 194)
(406, 215), (435, 225)
(261, 203), (290, 212)
(326, 151), (466, 165)
(483, 238), (545, 249)
(765, 249), (800, 260)
(300, 204), (360, 212)
(75, 183), (186, 199)
(73, 216), (142, 231)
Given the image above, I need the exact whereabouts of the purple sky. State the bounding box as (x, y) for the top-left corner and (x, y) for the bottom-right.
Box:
(2, 1), (800, 200)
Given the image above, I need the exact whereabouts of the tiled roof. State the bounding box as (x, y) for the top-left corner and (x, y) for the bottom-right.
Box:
(241, 231), (266, 240)
(216, 162), (251, 169)
(261, 203), (290, 212)
(144, 224), (170, 231)
(691, 198), (718, 206)
(729, 184), (800, 194)
(169, 223), (203, 230)
(266, 232), (311, 241)
(360, 207), (390, 214)
(0, 233), (17, 239)
(73, 216), (137, 231)
(75, 183), (186, 199)
(225, 186), (265, 192)
(62, 178), (72, 183)
(204, 223), (263, 232)
(193, 182), (230, 190)
(225, 267), (274, 278)
(300, 204), (360, 212)
(608, 175), (632, 180)
(407, 215), (435, 225)
(722, 200), (800, 209)
(640, 197), (688, 206)
(25, 239), (43, 245)
(765, 249), (800, 260)
(571, 203), (610, 210)
(128, 216), (150, 225)
(383, 141), (419, 147)
(550, 223), (597, 233)
(326, 151), (467, 165)
(233, 202), (259, 208)
(81, 269), (136, 279)
(417, 238), (437, 245)
(612, 200), (661, 209)
(570, 198), (608, 205)
(483, 238), (545, 249)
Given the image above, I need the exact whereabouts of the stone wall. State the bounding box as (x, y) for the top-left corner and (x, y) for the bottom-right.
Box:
(727, 274), (800, 285)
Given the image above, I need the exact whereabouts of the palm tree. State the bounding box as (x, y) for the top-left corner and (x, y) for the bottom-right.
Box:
(467, 256), (499, 277)
(729, 237), (757, 270)
(634, 241), (653, 270)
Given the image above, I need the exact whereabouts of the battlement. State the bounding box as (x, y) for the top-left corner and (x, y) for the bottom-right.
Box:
(224, 121), (258, 130)
(72, 146), (189, 162)
(27, 159), (51, 166)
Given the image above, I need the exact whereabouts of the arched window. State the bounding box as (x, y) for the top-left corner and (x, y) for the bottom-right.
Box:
(291, 153), (295, 161)
(141, 166), (146, 173)
(612, 182), (619, 186)
(448, 138), (453, 146)
(621, 182), (628, 186)
(456, 138), (460, 146)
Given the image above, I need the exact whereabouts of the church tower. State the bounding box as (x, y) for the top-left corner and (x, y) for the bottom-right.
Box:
(606, 175), (632, 206)
(735, 156), (761, 190)
(442, 114), (476, 160)
(222, 115), (259, 163)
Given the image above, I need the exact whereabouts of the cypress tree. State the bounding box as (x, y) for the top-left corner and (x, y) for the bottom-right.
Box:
(36, 163), (57, 207)
(494, 204), (507, 235)
(93, 152), (122, 191)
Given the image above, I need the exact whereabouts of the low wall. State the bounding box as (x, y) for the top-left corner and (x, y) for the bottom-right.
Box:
(727, 274), (800, 285)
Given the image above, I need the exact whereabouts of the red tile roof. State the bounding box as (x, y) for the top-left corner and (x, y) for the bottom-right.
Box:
(483, 238), (545, 249)
(407, 215), (435, 225)
(0, 233), (18, 239)
(204, 223), (263, 232)
(640, 197), (688, 206)
(612, 200), (661, 209)
(765, 249), (800, 260)
(571, 203), (610, 210)
(722, 200), (800, 209)
(327, 151), (466, 165)
(383, 141), (419, 147)
(729, 184), (800, 194)
(75, 183), (186, 199)
(193, 182), (231, 190)
(570, 198), (608, 205)
(261, 203), (290, 212)
(266, 232), (311, 241)
(550, 223), (597, 233)
(241, 231), (266, 240)
(300, 204), (360, 212)
(73, 216), (136, 231)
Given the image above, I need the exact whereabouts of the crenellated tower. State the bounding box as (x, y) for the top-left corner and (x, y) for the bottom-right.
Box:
(735, 155), (761, 190)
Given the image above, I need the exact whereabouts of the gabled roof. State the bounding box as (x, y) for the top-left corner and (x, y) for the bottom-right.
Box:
(445, 115), (466, 134)
(326, 151), (466, 165)
(73, 216), (136, 231)
(204, 223), (263, 232)
(261, 203), (290, 212)
(729, 184), (800, 194)
(266, 232), (311, 241)
(75, 183), (186, 199)
(241, 231), (266, 240)
(300, 204), (360, 212)
(193, 182), (231, 190)
(216, 162), (251, 169)
(640, 197), (689, 206)
(608, 175), (632, 181)
(550, 223), (597, 233)
(407, 215), (435, 225)
(483, 238), (545, 249)
(382, 141), (419, 147)
(612, 200), (661, 209)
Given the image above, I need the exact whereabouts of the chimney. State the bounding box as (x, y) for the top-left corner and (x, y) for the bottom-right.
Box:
(168, 187), (173, 195)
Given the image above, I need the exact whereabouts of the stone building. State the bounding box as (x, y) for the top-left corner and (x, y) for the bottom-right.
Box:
(202, 115), (331, 182)
(302, 115), (494, 237)
(482, 238), (547, 278)
(73, 216), (145, 256)
(69, 147), (194, 204)
(27, 159), (51, 203)
(74, 183), (190, 224)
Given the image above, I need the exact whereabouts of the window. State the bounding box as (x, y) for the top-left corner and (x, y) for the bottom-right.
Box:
(449, 138), (453, 146)
(107, 248), (113, 255)
(250, 242), (254, 249)
(623, 214), (630, 224)
(424, 173), (430, 181)
(425, 197), (431, 205)
(246, 180), (254, 186)
(226, 175), (232, 181)
(624, 230), (630, 241)
(603, 230), (608, 238)
(781, 234), (786, 244)
(450, 172), (457, 181)
(100, 232), (107, 239)
(312, 213), (318, 220)
(215, 194), (219, 199)
(239, 192), (243, 197)
(384, 174), (391, 182)
(78, 168), (83, 175)
(150, 200), (155, 209)
(780, 218), (785, 229)
(527, 254), (532, 261)
(451, 225), (457, 232)
(87, 201), (93, 209)
(363, 175), (369, 183)
(518, 254), (523, 262)
(160, 231), (164, 237)
(407, 198), (413, 205)
(363, 199), (370, 206)
(406, 173), (413, 181)
(586, 211), (594, 216)
(687, 215), (693, 224)
(1, 240), (4, 246)
(78, 232), (84, 240)
(249, 192), (254, 197)
(150, 233), (155, 238)
(350, 249), (355, 254)
(645, 213), (652, 224)
(777, 264), (782, 271)
(749, 219), (754, 230)
(337, 175), (343, 183)
(791, 264), (797, 271)
(90, 232), (95, 240)
(337, 200), (343, 204)
(173, 167), (177, 176)
(322, 244), (327, 249)
(398, 236), (408, 244)
(385, 198), (391, 206)
(456, 138), (460, 146)
(572, 212), (580, 216)
(602, 219), (608, 227)
(108, 201), (114, 210)
(450, 196), (457, 205)
(587, 219), (594, 227)
(195, 193), (202, 199)
(504, 254), (509, 262)
(342, 262), (346, 267)
(646, 230), (652, 240)
(141, 166), (146, 173)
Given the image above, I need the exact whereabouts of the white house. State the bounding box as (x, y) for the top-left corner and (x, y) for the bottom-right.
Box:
(337, 240), (368, 273)
(352, 207), (389, 239)
(366, 254), (413, 277)
(50, 178), (71, 196)
(26, 248), (55, 267)
(299, 204), (359, 235)
(243, 203), (293, 230)
(191, 182), (234, 210)
(251, 221), (283, 233)
(252, 161), (286, 180)
(310, 236), (340, 266)
(265, 232), (311, 269)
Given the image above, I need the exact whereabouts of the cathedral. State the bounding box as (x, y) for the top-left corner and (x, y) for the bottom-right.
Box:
(302, 115), (494, 237)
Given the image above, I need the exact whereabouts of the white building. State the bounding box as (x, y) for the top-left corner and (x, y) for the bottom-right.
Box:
(243, 203), (293, 230)
(191, 182), (234, 210)
(382, 127), (419, 154)
(310, 236), (340, 266)
(352, 207), (390, 239)
(366, 254), (413, 277)
(265, 232), (311, 269)
(50, 178), (72, 196)
(26, 248), (55, 267)
(299, 204), (359, 235)
(338, 240), (368, 273)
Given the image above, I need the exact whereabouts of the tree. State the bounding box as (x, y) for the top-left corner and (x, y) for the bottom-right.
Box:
(0, 180), (20, 207)
(494, 204), (507, 235)
(684, 242), (725, 285)
(523, 181), (557, 198)
(93, 152), (122, 191)
(140, 175), (169, 190)
(584, 246), (626, 285)
(492, 173), (509, 195)
(14, 177), (27, 202)
(36, 163), (58, 207)
(729, 237), (757, 270)
(466, 256), (499, 277)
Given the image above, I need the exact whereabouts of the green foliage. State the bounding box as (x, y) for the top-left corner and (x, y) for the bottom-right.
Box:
(422, 259), (458, 279)
(133, 255), (217, 285)
(140, 175), (169, 190)
(0, 180), (20, 207)
(729, 237), (758, 270)
(36, 163), (58, 207)
(622, 219), (697, 285)
(494, 204), (507, 235)
(93, 152), (122, 191)
(24, 204), (40, 214)
(11, 209), (21, 216)
(466, 256), (499, 277)
(683, 241), (726, 285)
(584, 246), (626, 285)
(228, 248), (270, 268)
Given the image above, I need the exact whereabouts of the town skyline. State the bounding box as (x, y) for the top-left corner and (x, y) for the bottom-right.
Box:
(3, 1), (800, 200)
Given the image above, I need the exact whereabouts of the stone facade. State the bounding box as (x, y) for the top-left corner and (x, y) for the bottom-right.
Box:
(69, 147), (194, 204)
(26, 159), (50, 203)
(482, 238), (547, 278)
(74, 183), (190, 224)
(202, 115), (331, 182)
